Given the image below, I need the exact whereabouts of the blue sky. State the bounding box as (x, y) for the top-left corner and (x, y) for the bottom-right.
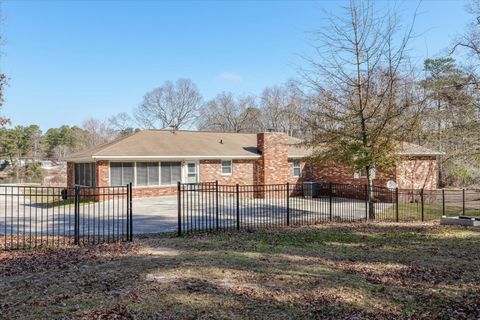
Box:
(0, 0), (472, 130)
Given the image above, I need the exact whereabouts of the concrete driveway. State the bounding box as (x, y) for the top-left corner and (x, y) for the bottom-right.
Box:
(132, 195), (384, 234)
(133, 196), (178, 234)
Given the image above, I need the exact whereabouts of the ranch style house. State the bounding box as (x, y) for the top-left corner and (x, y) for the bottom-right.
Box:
(65, 130), (443, 198)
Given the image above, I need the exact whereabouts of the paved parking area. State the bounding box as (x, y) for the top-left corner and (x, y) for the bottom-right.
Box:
(133, 196), (178, 234)
(1, 193), (390, 236)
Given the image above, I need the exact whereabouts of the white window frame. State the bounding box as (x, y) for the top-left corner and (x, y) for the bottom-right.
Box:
(135, 162), (160, 187)
(354, 167), (376, 179)
(185, 160), (199, 183)
(110, 161), (179, 187)
(221, 159), (233, 176)
(293, 160), (301, 177)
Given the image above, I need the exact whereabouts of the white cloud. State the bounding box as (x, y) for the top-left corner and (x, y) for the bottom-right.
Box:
(219, 71), (243, 83)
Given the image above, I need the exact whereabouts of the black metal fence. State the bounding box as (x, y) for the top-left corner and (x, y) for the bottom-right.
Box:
(177, 181), (480, 235)
(1, 183), (133, 250)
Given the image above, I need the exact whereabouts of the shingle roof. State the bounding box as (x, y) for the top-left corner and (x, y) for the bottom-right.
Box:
(398, 142), (445, 156)
(64, 130), (441, 161)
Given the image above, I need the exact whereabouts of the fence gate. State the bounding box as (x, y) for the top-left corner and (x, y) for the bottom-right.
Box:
(1, 183), (133, 250)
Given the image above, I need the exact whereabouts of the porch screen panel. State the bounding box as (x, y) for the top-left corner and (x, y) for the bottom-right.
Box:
(161, 163), (171, 185)
(110, 163), (122, 185)
(137, 162), (159, 186)
(123, 163), (134, 185)
(136, 163), (148, 186)
(171, 163), (181, 184)
(74, 163), (96, 187)
(148, 163), (159, 185)
(161, 162), (182, 185)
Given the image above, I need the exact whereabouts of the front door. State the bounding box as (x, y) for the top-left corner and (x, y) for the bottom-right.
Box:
(186, 161), (199, 183)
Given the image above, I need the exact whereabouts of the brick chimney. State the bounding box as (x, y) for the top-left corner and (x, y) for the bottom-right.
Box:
(256, 132), (289, 184)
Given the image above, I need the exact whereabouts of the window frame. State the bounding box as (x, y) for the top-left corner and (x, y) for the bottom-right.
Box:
(160, 162), (183, 186)
(74, 162), (96, 187)
(186, 161), (199, 183)
(109, 161), (185, 187)
(354, 167), (376, 179)
(221, 160), (233, 176)
(293, 160), (301, 177)
(109, 162), (135, 186)
(135, 162), (160, 187)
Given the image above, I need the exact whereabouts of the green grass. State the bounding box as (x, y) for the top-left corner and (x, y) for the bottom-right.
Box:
(1, 222), (479, 319)
(378, 202), (480, 220)
(24, 195), (95, 208)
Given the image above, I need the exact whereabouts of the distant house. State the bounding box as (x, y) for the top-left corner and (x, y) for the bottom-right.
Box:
(64, 130), (442, 197)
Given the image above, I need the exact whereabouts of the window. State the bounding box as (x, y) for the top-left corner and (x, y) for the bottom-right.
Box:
(187, 162), (198, 183)
(354, 167), (376, 179)
(161, 162), (182, 185)
(293, 160), (301, 177)
(221, 160), (232, 175)
(74, 163), (96, 187)
(110, 162), (134, 186)
(136, 162), (159, 186)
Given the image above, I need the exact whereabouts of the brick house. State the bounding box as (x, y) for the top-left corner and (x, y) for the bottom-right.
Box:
(65, 130), (442, 197)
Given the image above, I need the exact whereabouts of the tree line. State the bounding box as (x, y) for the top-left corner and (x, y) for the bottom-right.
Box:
(1, 1), (479, 188)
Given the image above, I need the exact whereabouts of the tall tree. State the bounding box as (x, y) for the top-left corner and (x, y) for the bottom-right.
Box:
(134, 79), (202, 130)
(420, 57), (480, 186)
(108, 112), (138, 136)
(451, 0), (480, 60)
(300, 0), (422, 218)
(260, 81), (305, 137)
(0, 10), (9, 127)
(198, 92), (262, 133)
(0, 73), (7, 127)
(82, 118), (115, 147)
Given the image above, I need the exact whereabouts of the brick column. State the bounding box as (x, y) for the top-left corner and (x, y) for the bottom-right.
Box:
(95, 160), (110, 187)
(257, 132), (289, 185)
(67, 162), (75, 188)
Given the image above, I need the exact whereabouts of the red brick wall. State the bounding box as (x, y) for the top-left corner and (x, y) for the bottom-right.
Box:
(199, 159), (256, 185)
(257, 132), (289, 184)
(95, 160), (110, 187)
(396, 157), (438, 189)
(132, 186), (177, 197)
(67, 162), (74, 188)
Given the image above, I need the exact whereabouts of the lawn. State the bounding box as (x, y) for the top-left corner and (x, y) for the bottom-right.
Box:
(378, 203), (480, 220)
(1, 222), (479, 319)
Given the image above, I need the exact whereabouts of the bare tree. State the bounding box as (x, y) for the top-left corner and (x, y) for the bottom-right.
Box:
(260, 80), (305, 137)
(134, 79), (202, 130)
(82, 118), (115, 147)
(198, 92), (262, 133)
(451, 0), (480, 59)
(0, 7), (9, 127)
(108, 112), (137, 136)
(300, 0), (422, 218)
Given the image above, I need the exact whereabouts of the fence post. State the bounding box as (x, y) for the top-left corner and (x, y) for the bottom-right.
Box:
(395, 188), (399, 222)
(215, 180), (219, 231)
(329, 182), (333, 221)
(236, 184), (240, 230)
(420, 188), (424, 222)
(128, 182), (133, 241)
(177, 182), (182, 236)
(74, 185), (80, 245)
(286, 182), (290, 226)
(462, 189), (465, 216)
(442, 189), (445, 217)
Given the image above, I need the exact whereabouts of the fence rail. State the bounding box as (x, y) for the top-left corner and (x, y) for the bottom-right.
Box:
(177, 181), (480, 235)
(1, 183), (133, 250)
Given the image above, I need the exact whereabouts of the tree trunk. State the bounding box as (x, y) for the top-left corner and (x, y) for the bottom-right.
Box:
(366, 165), (375, 220)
